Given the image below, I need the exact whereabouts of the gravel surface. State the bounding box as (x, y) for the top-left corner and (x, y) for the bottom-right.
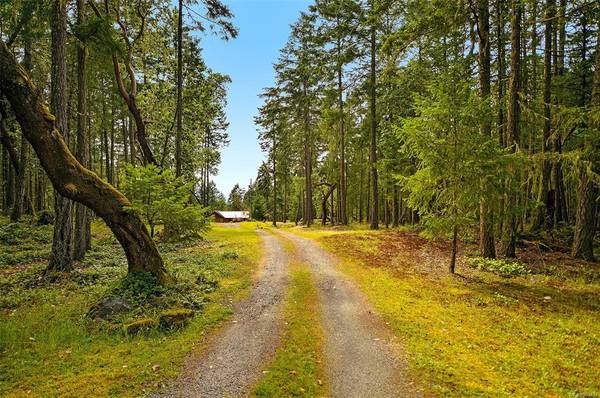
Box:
(277, 229), (422, 398)
(156, 229), (288, 398)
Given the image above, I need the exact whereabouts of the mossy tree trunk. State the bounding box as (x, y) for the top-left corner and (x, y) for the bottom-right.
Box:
(0, 42), (171, 284)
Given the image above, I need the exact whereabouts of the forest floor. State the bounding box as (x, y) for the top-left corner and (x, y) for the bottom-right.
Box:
(0, 218), (263, 397)
(276, 223), (600, 397)
(1, 218), (599, 397)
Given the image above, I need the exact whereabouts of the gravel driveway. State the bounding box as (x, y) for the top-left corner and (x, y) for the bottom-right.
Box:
(276, 229), (421, 398)
(156, 229), (288, 398)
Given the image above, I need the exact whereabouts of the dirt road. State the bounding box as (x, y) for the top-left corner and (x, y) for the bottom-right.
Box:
(157, 230), (288, 397)
(276, 229), (420, 398)
(158, 227), (418, 397)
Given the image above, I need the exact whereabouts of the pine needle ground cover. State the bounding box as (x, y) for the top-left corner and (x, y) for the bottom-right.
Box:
(287, 226), (600, 397)
(0, 218), (262, 397)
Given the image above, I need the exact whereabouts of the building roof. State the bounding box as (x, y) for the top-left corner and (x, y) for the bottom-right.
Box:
(214, 211), (250, 219)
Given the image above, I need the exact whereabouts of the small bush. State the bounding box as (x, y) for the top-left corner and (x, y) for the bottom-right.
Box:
(121, 164), (210, 241)
(467, 257), (530, 277)
(221, 250), (239, 260)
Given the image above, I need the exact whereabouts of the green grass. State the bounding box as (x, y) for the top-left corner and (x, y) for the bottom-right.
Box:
(251, 234), (327, 397)
(284, 227), (600, 398)
(0, 219), (262, 397)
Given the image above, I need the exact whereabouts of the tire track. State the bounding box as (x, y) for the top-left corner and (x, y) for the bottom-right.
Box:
(275, 229), (421, 398)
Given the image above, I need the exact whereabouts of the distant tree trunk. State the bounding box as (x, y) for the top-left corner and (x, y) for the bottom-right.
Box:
(74, 0), (91, 260)
(572, 20), (600, 261)
(369, 18), (379, 230)
(122, 115), (129, 164)
(552, 0), (568, 225)
(532, 0), (555, 231)
(9, 33), (34, 222)
(450, 224), (458, 274)
(358, 149), (364, 223)
(337, 36), (347, 225)
(175, 0), (183, 177)
(502, 0), (522, 258)
(477, 0), (496, 258)
(272, 139), (277, 227)
(48, 0), (74, 272)
(392, 185), (399, 227)
(303, 83), (313, 227)
(0, 42), (171, 283)
(128, 115), (136, 166)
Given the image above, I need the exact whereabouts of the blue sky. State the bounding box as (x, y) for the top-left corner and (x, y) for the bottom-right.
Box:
(195, 0), (311, 196)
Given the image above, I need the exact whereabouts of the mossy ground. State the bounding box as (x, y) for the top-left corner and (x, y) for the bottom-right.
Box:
(251, 232), (327, 397)
(0, 218), (262, 397)
(281, 223), (600, 397)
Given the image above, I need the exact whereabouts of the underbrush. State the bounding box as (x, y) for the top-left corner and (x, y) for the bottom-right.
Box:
(0, 219), (262, 397)
(466, 257), (530, 277)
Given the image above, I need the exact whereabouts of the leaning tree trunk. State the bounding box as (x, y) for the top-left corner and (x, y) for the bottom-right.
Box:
(48, 0), (74, 272)
(0, 42), (171, 284)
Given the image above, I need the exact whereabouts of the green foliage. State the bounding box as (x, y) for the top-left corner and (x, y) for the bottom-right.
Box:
(466, 257), (530, 277)
(250, 195), (267, 221)
(121, 164), (209, 241)
(111, 272), (168, 306)
(227, 183), (245, 210)
(397, 61), (506, 238)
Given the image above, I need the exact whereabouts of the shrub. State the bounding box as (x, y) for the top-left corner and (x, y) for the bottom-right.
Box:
(121, 164), (210, 241)
(467, 257), (530, 277)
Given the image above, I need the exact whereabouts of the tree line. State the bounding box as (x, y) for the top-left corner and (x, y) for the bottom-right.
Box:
(0, 0), (234, 283)
(252, 0), (599, 270)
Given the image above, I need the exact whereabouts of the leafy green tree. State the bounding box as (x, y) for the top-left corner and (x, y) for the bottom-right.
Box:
(398, 63), (503, 273)
(121, 165), (209, 240)
(228, 184), (245, 211)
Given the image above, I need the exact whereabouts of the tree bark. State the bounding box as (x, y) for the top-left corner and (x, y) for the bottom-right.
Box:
(272, 139), (277, 227)
(369, 17), (379, 230)
(74, 0), (91, 260)
(48, 0), (74, 272)
(532, 0), (555, 231)
(175, 0), (184, 177)
(502, 0), (522, 258)
(477, 0), (496, 258)
(572, 19), (600, 261)
(337, 35), (347, 225)
(0, 42), (171, 283)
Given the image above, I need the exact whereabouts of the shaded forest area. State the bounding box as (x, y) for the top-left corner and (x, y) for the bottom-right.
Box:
(250, 0), (599, 269)
(1, 0), (235, 282)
